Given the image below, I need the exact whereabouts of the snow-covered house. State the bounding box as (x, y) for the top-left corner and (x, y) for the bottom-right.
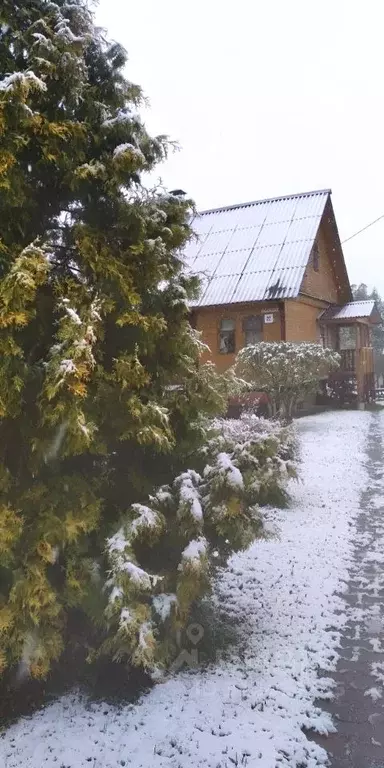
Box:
(183, 188), (380, 401)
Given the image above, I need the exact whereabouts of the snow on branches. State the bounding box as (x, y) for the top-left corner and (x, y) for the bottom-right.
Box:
(112, 143), (146, 171)
(0, 0), (201, 684)
(0, 241), (50, 330)
(235, 341), (340, 421)
(104, 413), (296, 674)
(0, 70), (47, 96)
(40, 296), (103, 456)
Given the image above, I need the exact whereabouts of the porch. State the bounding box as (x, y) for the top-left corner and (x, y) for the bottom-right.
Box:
(320, 300), (380, 403)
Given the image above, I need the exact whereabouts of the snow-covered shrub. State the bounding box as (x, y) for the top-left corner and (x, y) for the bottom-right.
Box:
(235, 342), (340, 421)
(103, 413), (296, 675)
(207, 413), (297, 509)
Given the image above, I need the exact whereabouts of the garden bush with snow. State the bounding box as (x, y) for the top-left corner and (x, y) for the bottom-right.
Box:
(235, 341), (340, 421)
(103, 414), (296, 675)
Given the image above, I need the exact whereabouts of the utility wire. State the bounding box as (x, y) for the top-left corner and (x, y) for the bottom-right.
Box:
(342, 213), (384, 244)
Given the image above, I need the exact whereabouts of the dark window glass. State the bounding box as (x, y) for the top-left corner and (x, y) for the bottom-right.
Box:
(219, 318), (235, 354)
(242, 315), (262, 346)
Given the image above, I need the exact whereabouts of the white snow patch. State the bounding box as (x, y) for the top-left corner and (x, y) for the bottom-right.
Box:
(121, 562), (153, 590)
(130, 503), (159, 535)
(216, 452), (244, 489)
(152, 593), (177, 622)
(109, 586), (123, 604)
(54, 19), (85, 44)
(370, 637), (384, 653)
(372, 661), (384, 685)
(369, 495), (384, 509)
(358, 544), (383, 560)
(120, 608), (133, 628)
(137, 622), (153, 652)
(154, 487), (172, 504)
(63, 305), (81, 325)
(106, 528), (127, 554)
(177, 470), (203, 521)
(59, 358), (76, 375)
(102, 107), (139, 127)
(180, 537), (207, 567)
(0, 70), (47, 92)
(364, 686), (382, 702)
(0, 411), (371, 768)
(78, 420), (91, 440)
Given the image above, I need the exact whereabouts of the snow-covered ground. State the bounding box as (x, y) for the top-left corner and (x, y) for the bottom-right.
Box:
(0, 411), (371, 768)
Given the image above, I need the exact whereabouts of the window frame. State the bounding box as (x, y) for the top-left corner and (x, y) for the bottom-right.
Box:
(338, 324), (357, 351)
(242, 314), (263, 347)
(219, 318), (236, 354)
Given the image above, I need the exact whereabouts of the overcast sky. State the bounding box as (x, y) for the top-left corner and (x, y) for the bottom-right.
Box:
(96, 0), (384, 295)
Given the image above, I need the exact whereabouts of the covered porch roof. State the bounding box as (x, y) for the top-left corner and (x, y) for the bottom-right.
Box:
(319, 300), (382, 325)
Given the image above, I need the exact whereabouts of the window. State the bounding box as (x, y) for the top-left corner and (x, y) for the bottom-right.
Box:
(338, 325), (356, 350)
(219, 318), (235, 354)
(243, 315), (262, 346)
(312, 242), (319, 272)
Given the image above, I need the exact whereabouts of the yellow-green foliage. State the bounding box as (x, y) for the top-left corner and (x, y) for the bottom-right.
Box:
(102, 414), (295, 676)
(0, 0), (233, 680)
(0, 2), (297, 680)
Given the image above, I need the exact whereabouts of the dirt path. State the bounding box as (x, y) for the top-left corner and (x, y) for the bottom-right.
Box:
(313, 411), (384, 767)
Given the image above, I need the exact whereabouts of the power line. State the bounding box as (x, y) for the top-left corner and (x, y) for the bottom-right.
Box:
(342, 213), (384, 244)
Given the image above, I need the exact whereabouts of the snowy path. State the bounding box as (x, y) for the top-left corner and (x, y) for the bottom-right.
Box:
(0, 411), (371, 768)
(313, 411), (384, 767)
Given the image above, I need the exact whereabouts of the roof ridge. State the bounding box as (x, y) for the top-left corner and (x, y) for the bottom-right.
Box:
(198, 188), (331, 216)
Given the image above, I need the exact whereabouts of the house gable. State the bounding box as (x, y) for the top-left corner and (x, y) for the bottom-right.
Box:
(300, 221), (339, 303)
(299, 197), (351, 305)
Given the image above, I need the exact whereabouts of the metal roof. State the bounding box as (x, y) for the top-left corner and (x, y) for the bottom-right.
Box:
(183, 189), (330, 307)
(320, 300), (381, 322)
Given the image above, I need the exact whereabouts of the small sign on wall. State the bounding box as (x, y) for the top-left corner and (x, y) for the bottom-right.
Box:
(264, 313), (274, 324)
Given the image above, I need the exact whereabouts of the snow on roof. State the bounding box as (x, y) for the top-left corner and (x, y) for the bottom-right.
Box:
(183, 189), (330, 307)
(320, 300), (381, 323)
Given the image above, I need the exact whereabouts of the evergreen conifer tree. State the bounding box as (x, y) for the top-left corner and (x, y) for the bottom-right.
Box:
(0, 1), (295, 678)
(0, 0), (225, 677)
